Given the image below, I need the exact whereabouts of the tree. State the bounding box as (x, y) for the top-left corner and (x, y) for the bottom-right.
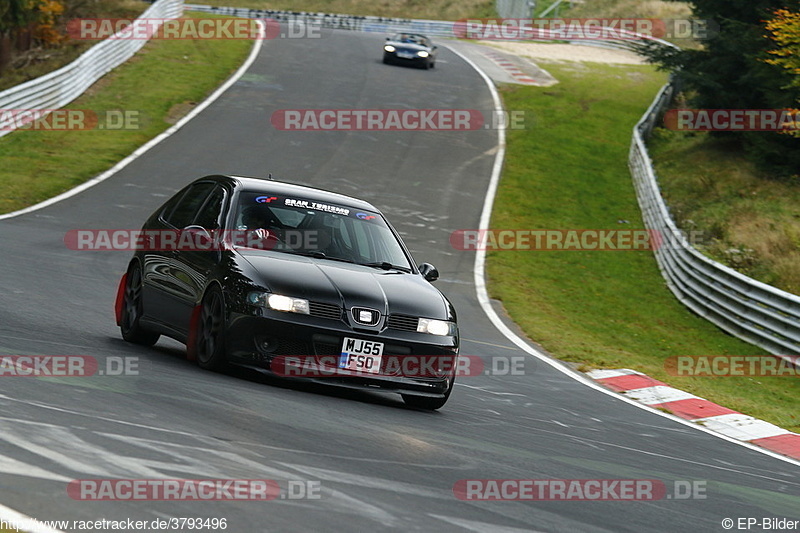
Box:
(0, 0), (42, 38)
(33, 0), (65, 46)
(764, 9), (800, 138)
(644, 0), (800, 178)
(765, 9), (800, 87)
(0, 0), (41, 72)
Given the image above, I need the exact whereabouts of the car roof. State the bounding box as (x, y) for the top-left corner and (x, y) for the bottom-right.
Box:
(203, 174), (381, 212)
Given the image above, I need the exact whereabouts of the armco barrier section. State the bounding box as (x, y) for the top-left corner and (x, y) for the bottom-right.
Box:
(0, 0), (183, 137)
(186, 4), (455, 37)
(185, 4), (672, 52)
(630, 84), (800, 362)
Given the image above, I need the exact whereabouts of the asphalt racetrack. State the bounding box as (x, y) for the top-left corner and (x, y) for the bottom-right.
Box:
(0, 28), (798, 532)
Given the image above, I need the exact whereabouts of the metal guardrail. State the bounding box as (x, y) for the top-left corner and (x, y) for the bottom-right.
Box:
(186, 4), (673, 53)
(630, 84), (800, 361)
(0, 0), (183, 137)
(185, 4), (456, 37)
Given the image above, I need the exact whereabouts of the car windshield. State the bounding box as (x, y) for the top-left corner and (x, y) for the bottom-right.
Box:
(232, 191), (412, 270)
(392, 33), (428, 45)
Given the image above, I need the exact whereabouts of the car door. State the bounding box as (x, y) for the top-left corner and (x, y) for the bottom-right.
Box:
(169, 183), (229, 334)
(142, 181), (218, 334)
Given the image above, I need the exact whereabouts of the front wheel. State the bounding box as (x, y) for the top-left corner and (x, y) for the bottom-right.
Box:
(195, 286), (228, 371)
(120, 263), (160, 346)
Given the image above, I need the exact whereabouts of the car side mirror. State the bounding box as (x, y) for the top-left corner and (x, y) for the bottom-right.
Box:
(182, 225), (214, 250)
(418, 263), (439, 282)
(386, 37), (390, 40)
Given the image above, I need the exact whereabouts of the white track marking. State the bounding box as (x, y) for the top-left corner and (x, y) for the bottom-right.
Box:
(695, 414), (793, 441)
(622, 386), (698, 405)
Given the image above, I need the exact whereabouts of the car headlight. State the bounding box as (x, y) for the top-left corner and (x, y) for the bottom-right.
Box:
(417, 50), (429, 58)
(417, 318), (455, 336)
(247, 292), (309, 315)
(384, 45), (396, 52)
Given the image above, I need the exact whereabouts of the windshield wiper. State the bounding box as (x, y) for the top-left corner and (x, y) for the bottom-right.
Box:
(288, 250), (356, 264)
(360, 261), (411, 272)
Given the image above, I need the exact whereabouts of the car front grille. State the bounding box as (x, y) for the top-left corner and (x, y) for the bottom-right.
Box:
(314, 342), (341, 357)
(277, 339), (311, 355)
(309, 301), (342, 320)
(387, 314), (419, 332)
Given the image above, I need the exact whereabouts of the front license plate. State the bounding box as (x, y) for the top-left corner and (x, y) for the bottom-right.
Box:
(397, 52), (415, 59)
(339, 337), (384, 374)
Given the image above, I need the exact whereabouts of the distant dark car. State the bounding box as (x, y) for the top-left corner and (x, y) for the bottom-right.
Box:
(383, 33), (437, 69)
(116, 175), (459, 409)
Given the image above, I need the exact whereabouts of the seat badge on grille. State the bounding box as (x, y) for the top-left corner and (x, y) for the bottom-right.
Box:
(351, 307), (380, 326)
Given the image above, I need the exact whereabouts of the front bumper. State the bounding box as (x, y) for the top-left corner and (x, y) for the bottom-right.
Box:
(384, 51), (430, 65)
(225, 310), (458, 397)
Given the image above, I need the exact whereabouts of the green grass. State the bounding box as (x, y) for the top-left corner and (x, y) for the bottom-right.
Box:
(488, 61), (800, 433)
(199, 0), (496, 20)
(565, 0), (691, 19)
(0, 14), (253, 214)
(649, 129), (800, 295)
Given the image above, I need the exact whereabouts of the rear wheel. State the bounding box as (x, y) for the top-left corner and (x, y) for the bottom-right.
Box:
(195, 286), (228, 371)
(120, 263), (160, 346)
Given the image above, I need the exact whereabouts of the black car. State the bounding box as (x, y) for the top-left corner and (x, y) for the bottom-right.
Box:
(115, 175), (459, 409)
(383, 33), (437, 69)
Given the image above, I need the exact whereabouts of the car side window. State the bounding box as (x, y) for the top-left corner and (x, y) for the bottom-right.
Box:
(193, 185), (226, 230)
(163, 182), (215, 229)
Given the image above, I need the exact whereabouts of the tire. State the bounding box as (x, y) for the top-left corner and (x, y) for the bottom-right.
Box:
(120, 263), (160, 346)
(402, 374), (455, 410)
(195, 286), (228, 371)
(430, 61), (435, 69)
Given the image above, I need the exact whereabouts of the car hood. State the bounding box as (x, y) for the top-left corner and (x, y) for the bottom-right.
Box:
(386, 41), (430, 51)
(239, 250), (450, 319)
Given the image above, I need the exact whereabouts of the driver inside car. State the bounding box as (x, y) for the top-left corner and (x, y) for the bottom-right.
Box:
(239, 205), (284, 249)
